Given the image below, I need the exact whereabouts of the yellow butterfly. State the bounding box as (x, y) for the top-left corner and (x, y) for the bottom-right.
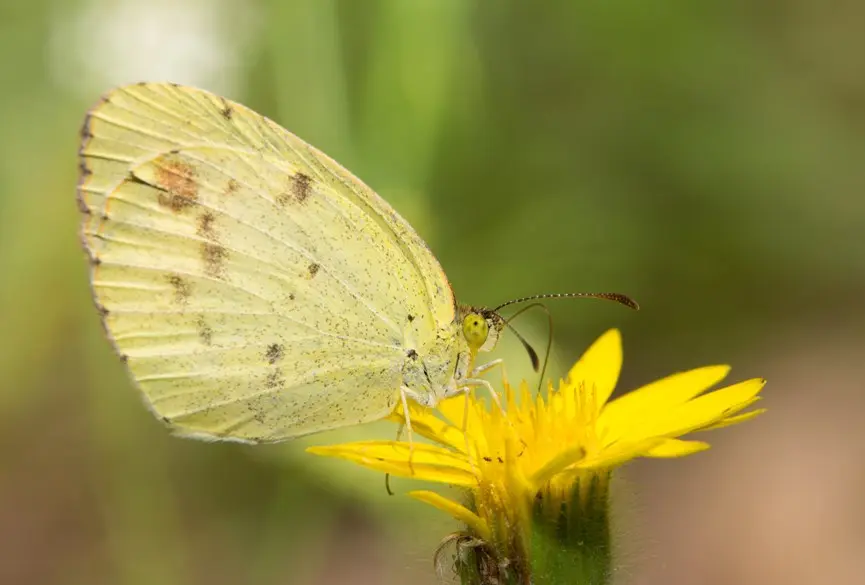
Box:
(77, 83), (635, 446)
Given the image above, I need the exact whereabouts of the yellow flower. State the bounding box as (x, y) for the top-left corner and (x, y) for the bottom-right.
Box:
(308, 329), (766, 573)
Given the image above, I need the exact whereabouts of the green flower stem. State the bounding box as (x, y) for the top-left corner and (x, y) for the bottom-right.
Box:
(455, 472), (612, 585)
(530, 472), (613, 584)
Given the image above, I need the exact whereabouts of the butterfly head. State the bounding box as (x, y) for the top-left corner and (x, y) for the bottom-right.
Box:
(459, 306), (505, 357)
(456, 292), (640, 383)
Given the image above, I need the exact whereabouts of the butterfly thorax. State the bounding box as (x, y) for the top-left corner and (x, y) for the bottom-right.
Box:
(400, 303), (507, 408)
(400, 322), (470, 408)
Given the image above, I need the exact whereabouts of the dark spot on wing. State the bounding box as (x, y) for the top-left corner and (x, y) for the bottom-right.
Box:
(119, 354), (128, 364)
(407, 314), (414, 322)
(154, 154), (199, 212)
(76, 195), (91, 215)
(79, 114), (93, 143)
(291, 172), (312, 202)
(288, 293), (295, 301)
(278, 172), (313, 205)
(482, 456), (492, 462)
(202, 243), (228, 278)
(265, 343), (284, 365)
(197, 211), (217, 240)
(224, 178), (239, 195)
(125, 172), (147, 187)
(220, 98), (233, 120)
(79, 161), (92, 178)
(407, 349), (418, 360)
(92, 304), (112, 339)
(166, 274), (191, 304)
(265, 369), (284, 389)
(196, 317), (213, 345)
(307, 263), (320, 279)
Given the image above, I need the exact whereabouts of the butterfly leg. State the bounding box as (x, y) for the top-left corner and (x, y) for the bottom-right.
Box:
(460, 385), (470, 430)
(457, 387), (473, 464)
(453, 377), (507, 470)
(460, 378), (506, 416)
(399, 385), (418, 475)
(385, 423), (406, 495)
(471, 358), (505, 380)
(461, 377), (527, 453)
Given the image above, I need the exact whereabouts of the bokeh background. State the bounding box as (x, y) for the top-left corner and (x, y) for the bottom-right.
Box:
(2, 1), (864, 583)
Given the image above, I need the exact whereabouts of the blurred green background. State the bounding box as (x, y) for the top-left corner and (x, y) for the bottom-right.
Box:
(2, 1), (864, 584)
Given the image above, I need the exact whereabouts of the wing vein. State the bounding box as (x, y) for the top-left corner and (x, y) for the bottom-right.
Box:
(87, 114), (412, 336)
(172, 150), (404, 335)
(117, 87), (218, 136)
(94, 262), (274, 303)
(271, 139), (432, 321)
(164, 358), (396, 416)
(110, 308), (401, 351)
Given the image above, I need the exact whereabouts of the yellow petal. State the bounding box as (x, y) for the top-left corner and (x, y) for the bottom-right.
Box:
(631, 378), (766, 440)
(529, 444), (587, 491)
(645, 438), (711, 458)
(577, 438), (663, 469)
(409, 490), (492, 541)
(387, 401), (462, 447)
(436, 391), (504, 457)
(307, 441), (479, 486)
(701, 408), (767, 431)
(565, 329), (622, 410)
(600, 365), (731, 440)
(437, 392), (469, 424)
(418, 412), (471, 454)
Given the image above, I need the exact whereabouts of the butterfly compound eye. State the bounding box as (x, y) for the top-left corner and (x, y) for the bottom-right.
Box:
(461, 312), (489, 351)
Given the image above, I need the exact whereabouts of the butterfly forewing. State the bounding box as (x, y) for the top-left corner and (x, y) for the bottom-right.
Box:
(78, 83), (456, 441)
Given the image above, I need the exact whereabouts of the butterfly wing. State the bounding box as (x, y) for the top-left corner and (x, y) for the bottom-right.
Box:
(78, 82), (456, 442)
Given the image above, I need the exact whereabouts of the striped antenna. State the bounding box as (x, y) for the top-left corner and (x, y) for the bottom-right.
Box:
(492, 292), (639, 313)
